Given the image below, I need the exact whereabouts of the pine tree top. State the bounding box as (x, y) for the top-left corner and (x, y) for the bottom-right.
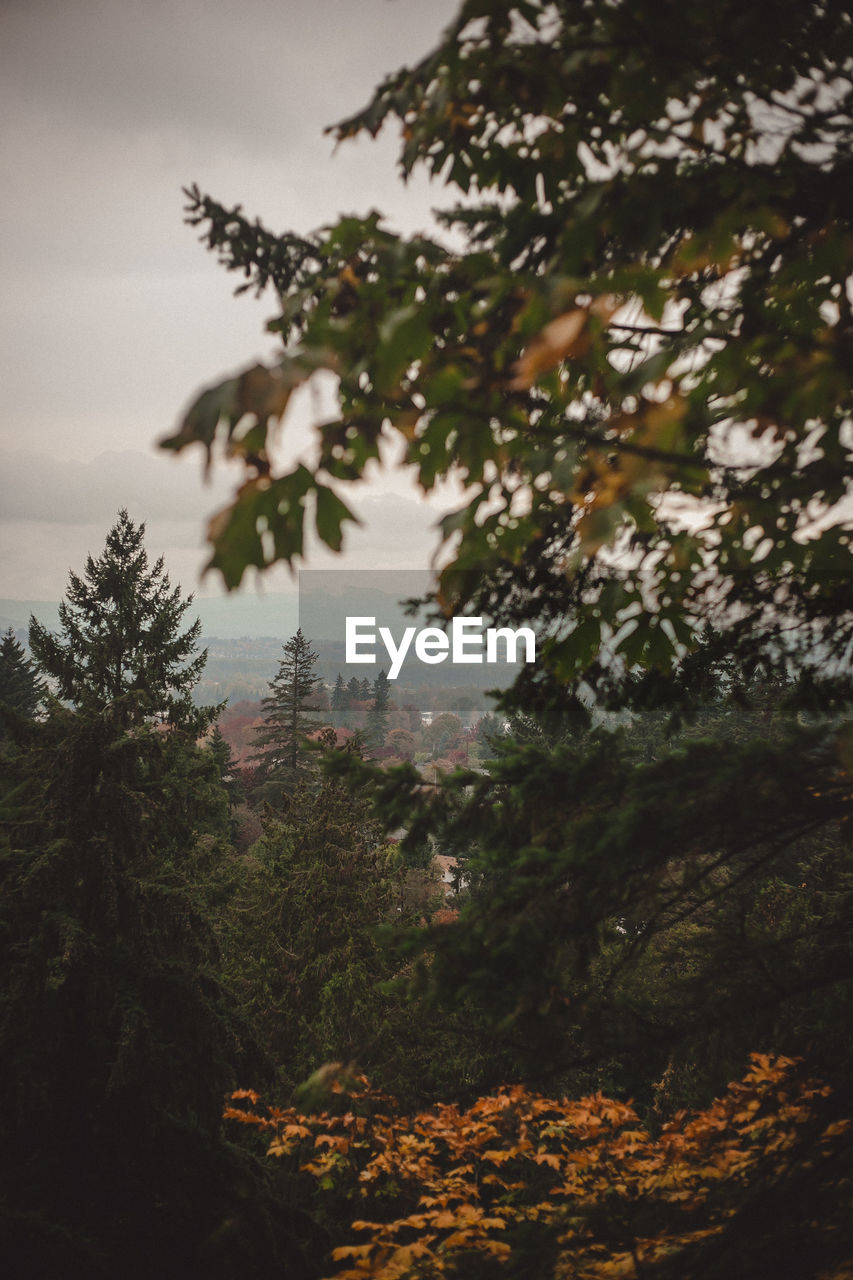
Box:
(251, 628), (323, 793)
(28, 510), (213, 732)
(0, 627), (45, 738)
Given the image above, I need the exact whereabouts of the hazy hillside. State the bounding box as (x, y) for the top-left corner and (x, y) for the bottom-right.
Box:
(1, 594), (299, 642)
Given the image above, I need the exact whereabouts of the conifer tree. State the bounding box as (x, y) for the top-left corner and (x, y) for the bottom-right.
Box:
(28, 510), (211, 732)
(251, 628), (321, 793)
(0, 700), (270, 1273)
(0, 628), (44, 742)
(208, 723), (243, 808)
(346, 675), (362, 704)
(330, 672), (348, 726)
(365, 669), (390, 754)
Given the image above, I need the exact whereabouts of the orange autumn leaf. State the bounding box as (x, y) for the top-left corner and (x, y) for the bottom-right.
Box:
(225, 1054), (848, 1280)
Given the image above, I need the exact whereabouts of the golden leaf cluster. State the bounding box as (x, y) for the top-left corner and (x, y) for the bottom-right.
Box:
(225, 1055), (848, 1279)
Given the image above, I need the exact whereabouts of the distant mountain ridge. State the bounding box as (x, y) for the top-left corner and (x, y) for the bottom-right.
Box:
(3, 576), (433, 644)
(2, 591), (519, 705)
(0, 594), (299, 642)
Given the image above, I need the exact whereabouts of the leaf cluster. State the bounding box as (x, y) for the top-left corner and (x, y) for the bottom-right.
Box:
(165, 2), (852, 716)
(227, 1054), (852, 1280)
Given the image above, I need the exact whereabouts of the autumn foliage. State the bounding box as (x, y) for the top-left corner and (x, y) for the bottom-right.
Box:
(226, 1055), (851, 1280)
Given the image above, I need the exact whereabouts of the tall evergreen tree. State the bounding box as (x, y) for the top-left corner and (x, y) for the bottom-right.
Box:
(0, 628), (44, 744)
(208, 723), (244, 809)
(28, 510), (211, 732)
(0, 535), (288, 1273)
(0, 697), (284, 1275)
(330, 672), (348, 727)
(365, 669), (390, 754)
(251, 629), (321, 794)
(346, 675), (362, 704)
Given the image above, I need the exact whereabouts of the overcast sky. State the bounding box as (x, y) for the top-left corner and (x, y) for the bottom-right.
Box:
(0, 0), (461, 605)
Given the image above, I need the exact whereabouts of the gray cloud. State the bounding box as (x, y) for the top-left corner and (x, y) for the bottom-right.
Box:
(1, 0), (454, 150)
(0, 446), (233, 525)
(0, 0), (460, 603)
(0, 445), (448, 599)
